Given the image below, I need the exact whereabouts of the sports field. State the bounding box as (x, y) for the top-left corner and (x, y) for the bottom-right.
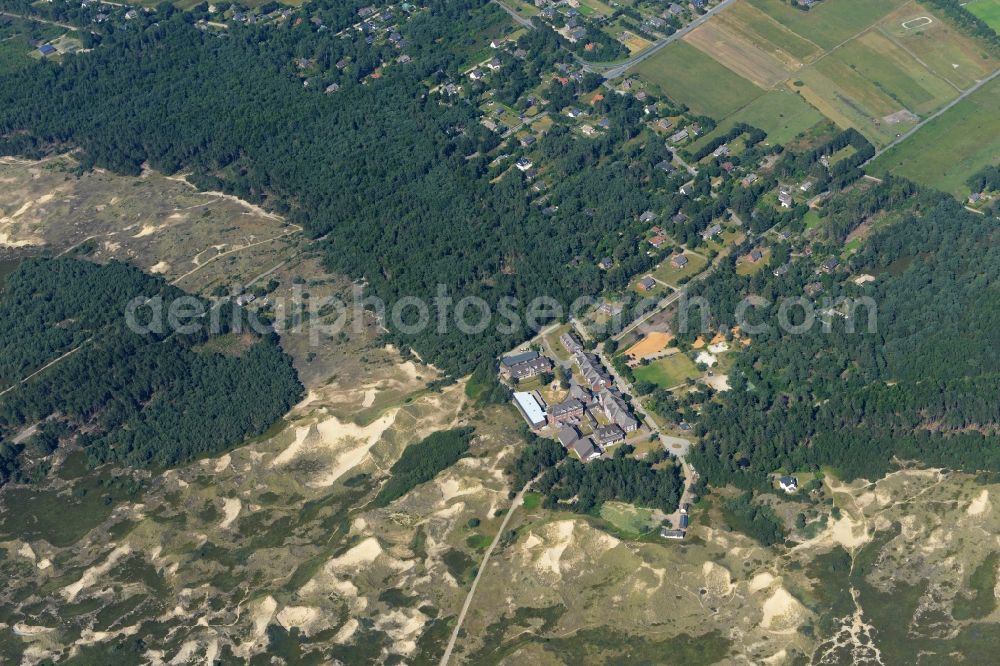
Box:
(634, 41), (764, 117)
(967, 0), (1000, 31)
(633, 353), (700, 388)
(868, 75), (1000, 196)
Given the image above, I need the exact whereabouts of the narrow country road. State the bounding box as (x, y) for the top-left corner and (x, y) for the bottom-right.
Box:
(586, 0), (739, 79)
(493, 0), (534, 30)
(0, 338), (93, 398)
(439, 474), (540, 665)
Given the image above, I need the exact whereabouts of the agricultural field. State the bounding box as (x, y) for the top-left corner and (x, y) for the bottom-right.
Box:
(868, 75), (1000, 196)
(634, 41), (764, 117)
(633, 352), (700, 388)
(659, 0), (999, 149)
(745, 0), (907, 50)
(689, 87), (825, 148)
(968, 0), (1000, 31)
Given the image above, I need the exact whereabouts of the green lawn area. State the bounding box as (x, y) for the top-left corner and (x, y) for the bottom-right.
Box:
(634, 41), (764, 118)
(651, 251), (708, 287)
(868, 75), (1000, 196)
(543, 323), (574, 362)
(746, 0), (907, 50)
(803, 209), (823, 231)
(968, 0), (1000, 31)
(599, 501), (659, 537)
(689, 87), (825, 151)
(736, 248), (771, 276)
(633, 353), (700, 389)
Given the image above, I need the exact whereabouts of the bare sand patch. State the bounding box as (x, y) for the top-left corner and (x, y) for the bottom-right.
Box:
(702, 561), (735, 596)
(150, 261), (170, 274)
(702, 374), (730, 391)
(61, 545), (131, 602)
(276, 606), (322, 635)
(761, 587), (806, 632)
(967, 489), (990, 516)
(219, 498), (242, 529)
(329, 537), (384, 570)
(750, 572), (776, 593)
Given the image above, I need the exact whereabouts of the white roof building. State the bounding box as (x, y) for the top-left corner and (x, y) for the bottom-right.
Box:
(513, 391), (546, 428)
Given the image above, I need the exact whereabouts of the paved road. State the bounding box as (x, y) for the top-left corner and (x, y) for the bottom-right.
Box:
(584, 0), (739, 79)
(439, 475), (539, 665)
(865, 67), (1000, 164)
(493, 0), (535, 30)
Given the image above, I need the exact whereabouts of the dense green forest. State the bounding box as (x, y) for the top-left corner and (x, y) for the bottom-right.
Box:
(686, 183), (1000, 486)
(0, 258), (302, 483)
(0, 0), (692, 375)
(373, 426), (475, 506)
(508, 435), (683, 514)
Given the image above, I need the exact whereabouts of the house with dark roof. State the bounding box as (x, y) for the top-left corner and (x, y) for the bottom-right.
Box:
(560, 331), (584, 354)
(548, 398), (584, 425)
(575, 352), (612, 391)
(655, 159), (674, 174)
(820, 257), (839, 273)
(749, 249), (763, 263)
(38, 44), (56, 56)
(599, 390), (639, 432)
(593, 424), (625, 447)
(671, 254), (689, 268)
(573, 437), (601, 461)
(637, 276), (657, 292)
(557, 425), (580, 448)
(702, 223), (722, 240)
(639, 210), (657, 223)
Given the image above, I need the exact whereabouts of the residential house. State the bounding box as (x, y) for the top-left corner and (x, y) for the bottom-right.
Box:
(598, 256), (614, 270)
(639, 210), (657, 223)
(468, 68), (485, 81)
(779, 475), (798, 493)
(742, 173), (758, 186)
(671, 254), (689, 268)
(572, 437), (601, 461)
(702, 223), (722, 240)
(679, 181), (695, 196)
(548, 398), (584, 425)
(325, 83), (340, 93)
(778, 189), (793, 208)
(567, 107), (584, 118)
(486, 56), (502, 71)
(660, 528), (685, 539)
(520, 135), (536, 148)
(124, 8), (139, 19)
(599, 389), (639, 432)
(820, 257), (839, 273)
(712, 144), (729, 158)
(576, 352), (612, 391)
(772, 263), (790, 277)
(593, 424), (625, 447)
(38, 44), (56, 56)
(749, 249), (763, 263)
(513, 391), (547, 428)
(668, 128), (689, 143)
(655, 159), (674, 174)
(672, 212), (688, 224)
(800, 179), (814, 192)
(657, 118), (674, 131)
(648, 235), (667, 249)
(637, 276), (657, 292)
(668, 2), (685, 15)
(557, 425), (580, 448)
(515, 157), (533, 171)
(560, 331), (584, 354)
(569, 381), (594, 405)
(568, 27), (587, 42)
(804, 282), (824, 297)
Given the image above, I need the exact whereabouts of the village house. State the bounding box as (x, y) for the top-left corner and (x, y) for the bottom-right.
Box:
(598, 256), (614, 270)
(702, 223), (722, 240)
(515, 157), (533, 171)
(520, 135), (536, 148)
(660, 528), (685, 539)
(671, 254), (689, 269)
(655, 159), (674, 174)
(800, 179), (814, 192)
(599, 389), (639, 432)
(569, 381), (594, 405)
(560, 331), (584, 354)
(804, 282), (824, 297)
(573, 437), (601, 461)
(773, 263), (790, 277)
(639, 210), (657, 223)
(576, 352), (612, 391)
(486, 56), (502, 71)
(637, 276), (657, 292)
(548, 398), (584, 425)
(742, 173), (758, 186)
(500, 352), (553, 381)
(657, 118), (674, 131)
(468, 68), (485, 81)
(779, 475), (798, 493)
(648, 235), (667, 249)
(820, 257), (839, 273)
(778, 190), (793, 208)
(513, 391), (547, 428)
(672, 212), (688, 224)
(668, 128), (689, 143)
(712, 144), (729, 158)
(557, 424), (580, 448)
(749, 249), (763, 263)
(593, 424), (625, 447)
